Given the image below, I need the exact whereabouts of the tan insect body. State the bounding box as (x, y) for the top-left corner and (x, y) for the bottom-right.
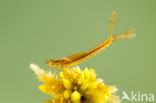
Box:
(47, 12), (136, 77)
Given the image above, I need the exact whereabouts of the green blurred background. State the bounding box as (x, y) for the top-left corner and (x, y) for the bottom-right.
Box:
(0, 0), (155, 103)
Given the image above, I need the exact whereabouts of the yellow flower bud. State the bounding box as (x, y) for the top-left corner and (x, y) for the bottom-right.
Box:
(63, 90), (72, 99)
(103, 94), (109, 100)
(59, 72), (64, 79)
(89, 69), (96, 80)
(71, 91), (81, 102)
(39, 84), (53, 95)
(80, 83), (89, 91)
(75, 66), (81, 72)
(63, 79), (73, 89)
(84, 68), (90, 80)
(88, 81), (97, 89)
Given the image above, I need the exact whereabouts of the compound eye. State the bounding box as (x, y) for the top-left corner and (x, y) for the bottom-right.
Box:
(47, 62), (52, 67)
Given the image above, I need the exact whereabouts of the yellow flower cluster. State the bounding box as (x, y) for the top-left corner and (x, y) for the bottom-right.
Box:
(30, 64), (120, 103)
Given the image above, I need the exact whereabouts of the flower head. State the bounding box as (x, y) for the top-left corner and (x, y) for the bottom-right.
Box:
(30, 64), (120, 103)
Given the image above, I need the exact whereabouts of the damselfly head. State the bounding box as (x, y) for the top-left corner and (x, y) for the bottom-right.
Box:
(47, 59), (59, 68)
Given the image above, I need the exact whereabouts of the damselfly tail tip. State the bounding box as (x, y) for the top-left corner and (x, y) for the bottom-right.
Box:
(114, 33), (136, 40)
